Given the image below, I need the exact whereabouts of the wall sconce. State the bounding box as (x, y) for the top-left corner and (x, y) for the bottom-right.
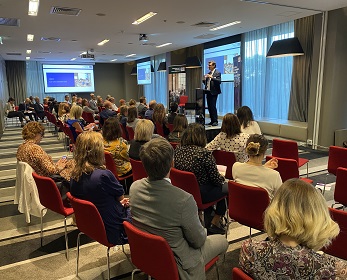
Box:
(267, 37), (304, 58)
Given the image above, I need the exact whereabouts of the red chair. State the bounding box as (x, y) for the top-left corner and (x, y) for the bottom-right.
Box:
(155, 122), (165, 137)
(126, 126), (135, 141)
(129, 158), (147, 181)
(104, 151), (132, 189)
(265, 156), (313, 184)
(178, 95), (188, 112)
(32, 173), (74, 260)
(228, 181), (270, 237)
(119, 123), (128, 140)
(324, 146), (347, 193)
(332, 167), (347, 209)
(82, 111), (95, 124)
(168, 123), (174, 132)
(170, 142), (179, 150)
(272, 138), (309, 176)
(123, 221), (220, 280)
(67, 192), (125, 279)
(212, 150), (237, 180)
(322, 208), (347, 260)
(232, 267), (253, 280)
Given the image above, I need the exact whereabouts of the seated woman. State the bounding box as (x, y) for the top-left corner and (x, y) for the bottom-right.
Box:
(5, 97), (29, 127)
(16, 122), (74, 181)
(152, 103), (170, 137)
(70, 131), (130, 245)
(232, 134), (282, 200)
(126, 106), (139, 129)
(174, 123), (228, 235)
(168, 114), (188, 143)
(57, 102), (70, 123)
(240, 178), (347, 279)
(206, 113), (249, 162)
(167, 102), (178, 124)
(82, 98), (96, 117)
(237, 106), (261, 135)
(129, 119), (154, 160)
(66, 105), (95, 141)
(103, 117), (132, 177)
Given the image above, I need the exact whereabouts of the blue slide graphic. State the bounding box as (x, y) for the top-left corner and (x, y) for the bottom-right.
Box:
(47, 73), (75, 87)
(138, 68), (146, 81)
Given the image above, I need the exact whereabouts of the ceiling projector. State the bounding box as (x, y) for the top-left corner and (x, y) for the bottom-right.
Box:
(139, 34), (148, 42)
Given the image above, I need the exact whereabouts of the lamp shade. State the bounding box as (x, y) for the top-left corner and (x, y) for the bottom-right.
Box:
(157, 61), (166, 71)
(266, 37), (304, 58)
(185, 56), (202, 68)
(130, 66), (137, 75)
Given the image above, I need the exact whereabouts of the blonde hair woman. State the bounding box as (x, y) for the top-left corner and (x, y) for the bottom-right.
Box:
(70, 132), (130, 245)
(129, 119), (154, 160)
(240, 179), (347, 279)
(66, 105), (94, 141)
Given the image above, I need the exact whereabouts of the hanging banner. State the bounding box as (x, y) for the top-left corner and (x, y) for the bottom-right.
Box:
(233, 55), (242, 112)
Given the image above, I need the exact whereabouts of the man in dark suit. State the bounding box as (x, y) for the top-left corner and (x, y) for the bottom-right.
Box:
(202, 60), (221, 126)
(130, 138), (228, 280)
(33, 96), (45, 122)
(18, 98), (35, 121)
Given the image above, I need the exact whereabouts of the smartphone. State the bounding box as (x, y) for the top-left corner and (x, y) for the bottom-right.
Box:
(62, 156), (67, 159)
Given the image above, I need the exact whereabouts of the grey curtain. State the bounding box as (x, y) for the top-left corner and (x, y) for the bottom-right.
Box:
(5, 60), (27, 104)
(288, 16), (315, 121)
(186, 45), (203, 102)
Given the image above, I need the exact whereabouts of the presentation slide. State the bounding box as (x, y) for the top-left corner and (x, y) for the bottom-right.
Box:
(203, 42), (241, 82)
(137, 61), (151, 85)
(42, 64), (95, 93)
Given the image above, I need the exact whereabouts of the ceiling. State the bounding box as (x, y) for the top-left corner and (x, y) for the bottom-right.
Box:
(1, 0), (347, 64)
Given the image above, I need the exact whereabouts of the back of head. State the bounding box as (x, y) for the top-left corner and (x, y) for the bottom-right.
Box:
(245, 134), (268, 156)
(265, 178), (339, 251)
(134, 119), (154, 141)
(139, 96), (146, 104)
(127, 106), (138, 122)
(72, 131), (105, 181)
(119, 105), (128, 116)
(140, 138), (173, 180)
(221, 113), (241, 138)
(103, 117), (121, 141)
(22, 121), (44, 140)
(173, 114), (188, 132)
(129, 99), (137, 106)
(152, 103), (165, 123)
(119, 99), (126, 106)
(149, 100), (157, 109)
(180, 123), (207, 147)
(103, 100), (112, 109)
(82, 98), (89, 107)
(70, 105), (82, 119)
(237, 106), (254, 128)
(169, 102), (178, 113)
(8, 97), (15, 103)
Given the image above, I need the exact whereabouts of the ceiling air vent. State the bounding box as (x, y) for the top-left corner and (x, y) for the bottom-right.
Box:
(6, 53), (22, 56)
(41, 37), (61, 42)
(0, 18), (20, 27)
(192, 22), (217, 27)
(50, 6), (82, 16)
(194, 33), (223, 39)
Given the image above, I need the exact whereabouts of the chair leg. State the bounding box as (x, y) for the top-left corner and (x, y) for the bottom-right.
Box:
(323, 173), (330, 195)
(215, 262), (220, 280)
(107, 247), (111, 280)
(40, 208), (46, 247)
(76, 232), (83, 277)
(131, 268), (141, 280)
(306, 162), (309, 178)
(64, 217), (69, 261)
(249, 227), (252, 239)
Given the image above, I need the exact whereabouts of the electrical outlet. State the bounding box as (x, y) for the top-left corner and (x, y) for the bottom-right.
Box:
(307, 139), (313, 145)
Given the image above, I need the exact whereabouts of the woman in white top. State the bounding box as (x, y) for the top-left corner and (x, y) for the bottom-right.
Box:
(237, 106), (261, 135)
(206, 113), (249, 162)
(232, 134), (282, 200)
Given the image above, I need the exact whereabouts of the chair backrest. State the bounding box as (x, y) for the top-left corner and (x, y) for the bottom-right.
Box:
(169, 142), (179, 150)
(104, 151), (120, 180)
(123, 221), (179, 280)
(272, 138), (299, 163)
(327, 146), (347, 175)
(168, 123), (174, 132)
(82, 111), (95, 124)
(170, 167), (203, 209)
(32, 172), (68, 215)
(322, 208), (347, 260)
(232, 267), (253, 280)
(334, 167), (347, 206)
(129, 158), (147, 181)
(66, 192), (113, 247)
(62, 123), (76, 144)
(155, 122), (165, 137)
(228, 181), (270, 231)
(265, 155), (299, 182)
(119, 123), (128, 140)
(126, 126), (135, 141)
(178, 95), (188, 106)
(212, 150), (237, 180)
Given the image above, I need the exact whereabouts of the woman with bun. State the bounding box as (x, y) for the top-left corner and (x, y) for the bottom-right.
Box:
(240, 178), (347, 279)
(232, 134), (281, 199)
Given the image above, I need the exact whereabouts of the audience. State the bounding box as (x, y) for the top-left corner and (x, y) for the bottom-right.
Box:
(89, 93), (99, 113)
(57, 102), (70, 123)
(130, 138), (228, 280)
(64, 94), (71, 105)
(82, 98), (96, 116)
(18, 98), (35, 121)
(100, 101), (117, 125)
(118, 105), (128, 128)
(240, 178), (347, 279)
(33, 97), (45, 122)
(206, 113), (249, 162)
(119, 99), (126, 108)
(129, 119), (154, 160)
(137, 96), (148, 118)
(109, 97), (118, 111)
(168, 102), (178, 124)
(70, 131), (130, 245)
(103, 117), (132, 178)
(144, 100), (156, 120)
(5, 97), (29, 127)
(96, 96), (104, 107)
(126, 106), (139, 129)
(152, 103), (170, 137)
(237, 106), (261, 135)
(168, 113), (188, 143)
(174, 123), (228, 235)
(232, 134), (281, 199)
(66, 105), (95, 141)
(71, 95), (77, 106)
(128, 99), (137, 106)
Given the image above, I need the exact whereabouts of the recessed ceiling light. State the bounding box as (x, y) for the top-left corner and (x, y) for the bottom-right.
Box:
(28, 0), (40, 16)
(26, 56), (30, 60)
(27, 34), (34, 41)
(132, 12), (157, 25)
(110, 59), (117, 62)
(210, 21), (241, 31)
(70, 58), (76, 61)
(97, 39), (110, 46)
(126, 54), (136, 57)
(156, 43), (172, 48)
(26, 49), (31, 54)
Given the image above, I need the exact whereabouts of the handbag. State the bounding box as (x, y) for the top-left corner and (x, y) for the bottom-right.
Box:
(49, 174), (71, 207)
